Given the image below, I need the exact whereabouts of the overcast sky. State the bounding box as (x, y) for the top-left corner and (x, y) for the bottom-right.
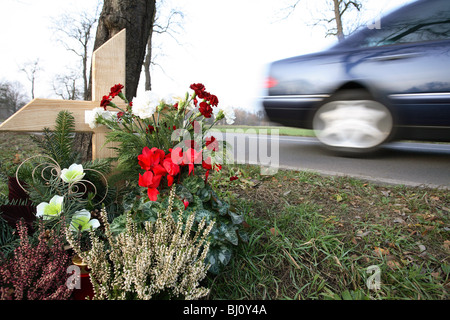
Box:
(1, 0), (413, 113)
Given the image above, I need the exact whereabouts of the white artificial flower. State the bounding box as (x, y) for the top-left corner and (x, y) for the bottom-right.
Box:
(36, 195), (64, 220)
(60, 163), (85, 183)
(214, 105), (236, 125)
(132, 90), (160, 119)
(69, 209), (100, 232)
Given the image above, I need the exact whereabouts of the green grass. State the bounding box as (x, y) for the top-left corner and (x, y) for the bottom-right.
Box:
(206, 165), (450, 300)
(213, 125), (315, 137)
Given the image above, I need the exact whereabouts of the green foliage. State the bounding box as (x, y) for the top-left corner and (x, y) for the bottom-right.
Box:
(30, 110), (77, 168)
(110, 175), (247, 275)
(0, 214), (19, 260)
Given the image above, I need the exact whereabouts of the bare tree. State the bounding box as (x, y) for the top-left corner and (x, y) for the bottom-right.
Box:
(281, 0), (362, 41)
(0, 81), (28, 119)
(52, 3), (101, 100)
(143, 0), (184, 91)
(20, 59), (40, 99)
(52, 70), (83, 100)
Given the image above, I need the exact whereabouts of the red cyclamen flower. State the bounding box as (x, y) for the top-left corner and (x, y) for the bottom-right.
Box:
(163, 154), (180, 187)
(138, 170), (164, 201)
(138, 146), (165, 171)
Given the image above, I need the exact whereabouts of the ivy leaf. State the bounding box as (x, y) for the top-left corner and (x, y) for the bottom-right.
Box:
(175, 184), (194, 203)
(197, 185), (212, 202)
(212, 196), (229, 216)
(229, 211), (244, 225)
(206, 244), (233, 274)
(219, 223), (239, 245)
(195, 209), (215, 223)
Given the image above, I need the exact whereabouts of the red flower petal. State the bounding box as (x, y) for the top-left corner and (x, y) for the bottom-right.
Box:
(147, 187), (160, 201)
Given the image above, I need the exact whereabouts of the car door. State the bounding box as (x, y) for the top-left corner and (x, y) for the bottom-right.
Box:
(343, 0), (450, 129)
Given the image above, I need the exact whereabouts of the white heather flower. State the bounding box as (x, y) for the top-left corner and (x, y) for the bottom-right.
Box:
(36, 195), (64, 220)
(132, 91), (160, 119)
(60, 163), (85, 183)
(70, 209), (100, 232)
(214, 105), (236, 124)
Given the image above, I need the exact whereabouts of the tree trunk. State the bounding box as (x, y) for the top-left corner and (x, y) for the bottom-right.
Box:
(143, 28), (154, 91)
(333, 0), (344, 42)
(87, 0), (156, 102)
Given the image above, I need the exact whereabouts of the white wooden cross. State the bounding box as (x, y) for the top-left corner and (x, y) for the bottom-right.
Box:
(0, 29), (127, 160)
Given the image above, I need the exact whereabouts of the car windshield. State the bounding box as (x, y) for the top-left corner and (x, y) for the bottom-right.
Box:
(331, 0), (450, 50)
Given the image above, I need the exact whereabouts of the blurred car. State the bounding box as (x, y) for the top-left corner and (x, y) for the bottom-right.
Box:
(262, 0), (450, 153)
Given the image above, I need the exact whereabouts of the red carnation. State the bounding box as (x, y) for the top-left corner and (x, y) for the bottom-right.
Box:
(109, 84), (124, 98)
(190, 83), (206, 97)
(230, 176), (239, 181)
(208, 94), (219, 107)
(199, 101), (213, 118)
(100, 95), (111, 110)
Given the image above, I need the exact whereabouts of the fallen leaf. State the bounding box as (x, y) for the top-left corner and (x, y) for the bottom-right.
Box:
(418, 244), (427, 253)
(387, 260), (401, 270)
(443, 240), (450, 251)
(270, 227), (279, 236)
(393, 218), (406, 225)
(13, 153), (21, 164)
(356, 230), (371, 237)
(374, 247), (390, 257)
(381, 190), (390, 197)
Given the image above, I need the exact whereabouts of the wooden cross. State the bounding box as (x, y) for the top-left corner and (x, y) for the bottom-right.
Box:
(0, 29), (127, 160)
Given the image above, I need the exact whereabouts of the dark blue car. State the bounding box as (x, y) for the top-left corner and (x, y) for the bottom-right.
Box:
(262, 0), (450, 153)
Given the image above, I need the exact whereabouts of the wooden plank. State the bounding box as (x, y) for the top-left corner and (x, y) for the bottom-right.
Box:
(92, 28), (126, 101)
(0, 99), (95, 132)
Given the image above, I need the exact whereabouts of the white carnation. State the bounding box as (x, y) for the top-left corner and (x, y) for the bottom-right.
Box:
(132, 91), (160, 119)
(85, 107), (117, 129)
(214, 105), (236, 125)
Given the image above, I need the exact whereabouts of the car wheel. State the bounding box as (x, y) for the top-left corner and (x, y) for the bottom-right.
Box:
(312, 90), (393, 154)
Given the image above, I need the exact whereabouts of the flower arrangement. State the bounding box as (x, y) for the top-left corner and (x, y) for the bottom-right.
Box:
(91, 82), (234, 184)
(90, 83), (246, 274)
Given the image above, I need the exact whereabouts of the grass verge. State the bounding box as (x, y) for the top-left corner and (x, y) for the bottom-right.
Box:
(213, 125), (315, 137)
(207, 165), (449, 300)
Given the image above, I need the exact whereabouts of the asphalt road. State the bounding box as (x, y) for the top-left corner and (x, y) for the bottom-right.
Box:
(218, 132), (450, 189)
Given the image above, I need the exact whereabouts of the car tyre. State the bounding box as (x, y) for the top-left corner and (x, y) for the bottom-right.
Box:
(312, 90), (394, 155)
